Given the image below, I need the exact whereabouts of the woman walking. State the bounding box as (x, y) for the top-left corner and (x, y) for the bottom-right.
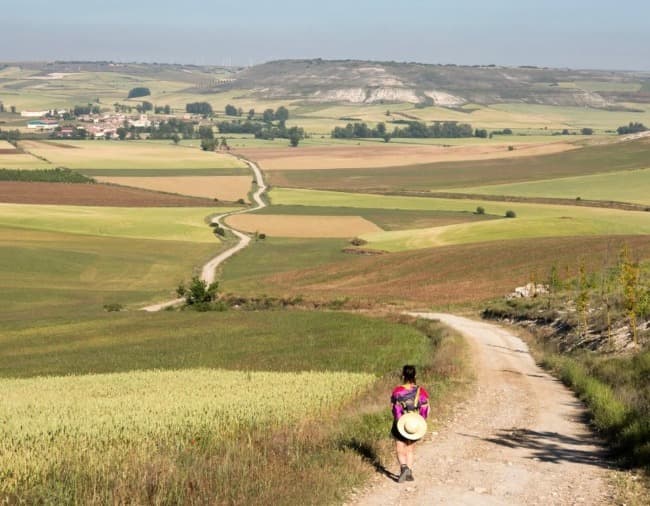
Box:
(391, 364), (429, 483)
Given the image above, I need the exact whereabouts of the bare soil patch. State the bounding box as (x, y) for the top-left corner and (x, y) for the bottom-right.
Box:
(94, 176), (251, 202)
(224, 214), (382, 238)
(236, 142), (577, 171)
(0, 181), (218, 207)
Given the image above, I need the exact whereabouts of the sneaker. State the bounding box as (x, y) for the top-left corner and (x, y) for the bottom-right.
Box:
(405, 468), (414, 481)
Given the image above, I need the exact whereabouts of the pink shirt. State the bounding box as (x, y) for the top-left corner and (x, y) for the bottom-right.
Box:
(391, 384), (429, 420)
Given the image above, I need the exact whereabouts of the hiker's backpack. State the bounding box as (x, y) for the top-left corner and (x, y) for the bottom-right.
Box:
(398, 386), (422, 413)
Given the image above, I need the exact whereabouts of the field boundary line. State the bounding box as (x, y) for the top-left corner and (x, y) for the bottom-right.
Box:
(284, 186), (650, 213)
(141, 156), (267, 312)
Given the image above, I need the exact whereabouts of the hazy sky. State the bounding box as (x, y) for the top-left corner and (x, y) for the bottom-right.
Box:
(2, 0), (649, 70)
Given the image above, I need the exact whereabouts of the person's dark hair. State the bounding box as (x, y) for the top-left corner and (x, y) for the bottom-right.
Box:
(402, 364), (416, 383)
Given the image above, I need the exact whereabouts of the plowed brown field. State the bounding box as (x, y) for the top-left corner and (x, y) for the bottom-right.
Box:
(224, 214), (382, 238)
(0, 182), (218, 207)
(236, 142), (577, 171)
(94, 176), (251, 202)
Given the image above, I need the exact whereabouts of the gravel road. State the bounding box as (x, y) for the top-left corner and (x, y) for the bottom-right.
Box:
(352, 313), (617, 506)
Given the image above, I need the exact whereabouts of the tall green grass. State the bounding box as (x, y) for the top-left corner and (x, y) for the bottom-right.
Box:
(542, 353), (650, 469)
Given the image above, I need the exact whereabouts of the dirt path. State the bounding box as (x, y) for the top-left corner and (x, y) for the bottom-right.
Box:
(141, 157), (266, 312)
(352, 313), (616, 506)
(201, 157), (266, 285)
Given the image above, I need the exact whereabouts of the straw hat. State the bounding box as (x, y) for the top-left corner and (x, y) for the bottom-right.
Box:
(396, 412), (428, 440)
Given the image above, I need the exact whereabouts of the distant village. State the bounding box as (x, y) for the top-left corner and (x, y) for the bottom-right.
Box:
(20, 108), (205, 140)
(4, 99), (302, 148)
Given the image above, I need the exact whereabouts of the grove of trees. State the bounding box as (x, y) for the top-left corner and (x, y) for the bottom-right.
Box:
(617, 122), (648, 135)
(135, 101), (153, 113)
(73, 104), (101, 116)
(332, 120), (474, 139)
(127, 87), (151, 99)
(225, 104), (239, 116)
(215, 104), (302, 146)
(147, 118), (195, 139)
(186, 102), (213, 116)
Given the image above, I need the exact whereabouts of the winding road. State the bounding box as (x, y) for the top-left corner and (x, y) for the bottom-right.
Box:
(139, 157), (622, 503)
(353, 313), (616, 506)
(141, 157), (266, 312)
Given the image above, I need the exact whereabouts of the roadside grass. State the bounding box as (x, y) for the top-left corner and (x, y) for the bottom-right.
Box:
(221, 235), (650, 308)
(0, 311), (470, 504)
(266, 137), (650, 192)
(520, 339), (650, 473)
(0, 203), (225, 242)
(252, 204), (499, 230)
(449, 168), (650, 206)
(0, 227), (218, 323)
(511, 334), (650, 503)
(17, 140), (247, 170)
